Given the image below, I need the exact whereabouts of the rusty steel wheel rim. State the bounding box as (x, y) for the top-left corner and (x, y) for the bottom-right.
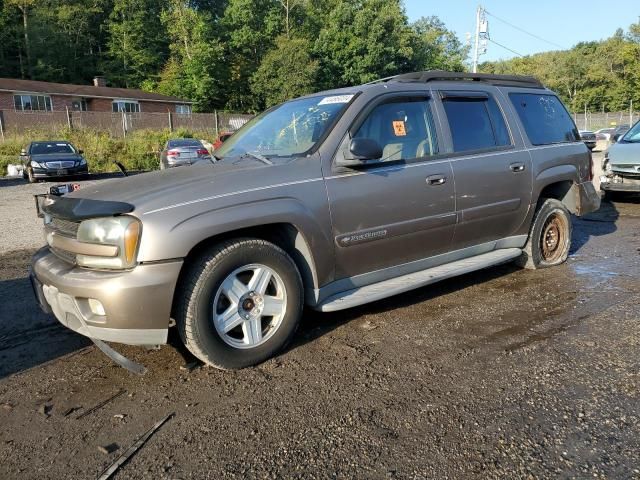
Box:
(540, 212), (567, 262)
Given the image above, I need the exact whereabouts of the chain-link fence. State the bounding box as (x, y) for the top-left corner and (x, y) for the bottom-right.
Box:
(572, 111), (639, 131)
(0, 110), (253, 139)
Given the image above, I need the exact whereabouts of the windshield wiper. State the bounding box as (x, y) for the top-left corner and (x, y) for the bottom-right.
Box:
(242, 151), (273, 165)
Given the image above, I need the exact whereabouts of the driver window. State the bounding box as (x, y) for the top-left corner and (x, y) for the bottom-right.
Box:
(353, 98), (438, 162)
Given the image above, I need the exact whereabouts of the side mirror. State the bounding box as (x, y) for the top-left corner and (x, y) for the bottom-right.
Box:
(78, 149), (84, 154)
(20, 149), (27, 157)
(612, 133), (621, 143)
(348, 138), (383, 160)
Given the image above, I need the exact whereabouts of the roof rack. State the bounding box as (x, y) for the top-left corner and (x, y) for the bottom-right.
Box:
(365, 70), (544, 89)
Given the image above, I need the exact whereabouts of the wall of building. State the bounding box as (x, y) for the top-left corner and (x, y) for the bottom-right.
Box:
(0, 92), (14, 110)
(0, 91), (184, 113)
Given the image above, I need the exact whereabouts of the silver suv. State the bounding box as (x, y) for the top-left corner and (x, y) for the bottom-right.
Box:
(31, 71), (601, 370)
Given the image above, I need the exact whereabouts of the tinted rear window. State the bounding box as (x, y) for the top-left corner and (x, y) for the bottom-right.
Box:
(442, 95), (511, 152)
(168, 139), (202, 148)
(509, 93), (579, 145)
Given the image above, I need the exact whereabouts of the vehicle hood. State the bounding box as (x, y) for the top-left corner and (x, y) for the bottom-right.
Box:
(31, 153), (83, 162)
(608, 142), (640, 166)
(64, 157), (303, 217)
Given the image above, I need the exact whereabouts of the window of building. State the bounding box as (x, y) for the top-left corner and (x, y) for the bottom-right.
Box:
(176, 104), (191, 114)
(13, 94), (53, 111)
(112, 100), (140, 113)
(509, 93), (579, 145)
(442, 93), (511, 153)
(71, 98), (88, 111)
(353, 98), (438, 162)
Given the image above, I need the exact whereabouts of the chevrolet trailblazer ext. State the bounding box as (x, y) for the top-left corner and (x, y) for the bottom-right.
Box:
(31, 71), (600, 370)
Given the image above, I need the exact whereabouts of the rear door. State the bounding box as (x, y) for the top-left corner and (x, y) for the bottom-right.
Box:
(325, 93), (456, 280)
(435, 88), (532, 249)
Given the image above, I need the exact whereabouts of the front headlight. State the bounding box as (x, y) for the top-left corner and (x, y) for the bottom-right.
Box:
(78, 158), (87, 166)
(76, 216), (141, 269)
(31, 160), (43, 168)
(605, 161), (612, 173)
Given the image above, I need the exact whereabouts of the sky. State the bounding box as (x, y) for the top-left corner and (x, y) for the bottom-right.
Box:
(404, 0), (640, 62)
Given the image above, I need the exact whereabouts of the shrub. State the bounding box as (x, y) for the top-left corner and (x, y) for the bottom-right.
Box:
(0, 127), (214, 176)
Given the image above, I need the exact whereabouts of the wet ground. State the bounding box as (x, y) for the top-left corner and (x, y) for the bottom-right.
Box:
(0, 158), (639, 479)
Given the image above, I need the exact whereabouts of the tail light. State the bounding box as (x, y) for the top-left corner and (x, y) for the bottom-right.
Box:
(167, 149), (180, 156)
(196, 149), (209, 155)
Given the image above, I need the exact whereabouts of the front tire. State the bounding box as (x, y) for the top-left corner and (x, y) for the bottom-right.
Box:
(27, 168), (36, 183)
(175, 238), (303, 369)
(517, 198), (572, 270)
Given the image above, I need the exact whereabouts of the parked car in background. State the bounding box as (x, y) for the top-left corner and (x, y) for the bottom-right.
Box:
(213, 131), (234, 150)
(595, 127), (614, 141)
(31, 71), (600, 371)
(160, 138), (212, 169)
(600, 120), (640, 198)
(20, 141), (88, 183)
(579, 130), (597, 150)
(611, 124), (630, 143)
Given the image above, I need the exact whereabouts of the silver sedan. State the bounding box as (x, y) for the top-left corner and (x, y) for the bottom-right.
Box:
(160, 139), (212, 169)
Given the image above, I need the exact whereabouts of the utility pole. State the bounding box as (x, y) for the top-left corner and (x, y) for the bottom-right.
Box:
(473, 5), (482, 73)
(472, 5), (489, 73)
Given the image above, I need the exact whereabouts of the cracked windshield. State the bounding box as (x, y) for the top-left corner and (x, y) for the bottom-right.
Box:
(214, 94), (353, 160)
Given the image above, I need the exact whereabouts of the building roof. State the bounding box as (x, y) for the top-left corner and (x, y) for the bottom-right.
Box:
(0, 78), (192, 104)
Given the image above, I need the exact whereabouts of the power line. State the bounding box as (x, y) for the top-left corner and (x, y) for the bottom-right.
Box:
(484, 9), (565, 50)
(486, 38), (524, 58)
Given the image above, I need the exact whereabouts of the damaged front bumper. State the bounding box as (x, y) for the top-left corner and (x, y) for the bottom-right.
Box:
(30, 247), (183, 346)
(600, 174), (640, 192)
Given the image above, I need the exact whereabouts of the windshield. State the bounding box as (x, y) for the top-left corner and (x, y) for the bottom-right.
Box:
(215, 94), (354, 159)
(30, 142), (75, 155)
(621, 121), (640, 143)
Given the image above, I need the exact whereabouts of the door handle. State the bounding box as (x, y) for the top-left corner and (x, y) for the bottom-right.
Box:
(426, 175), (447, 186)
(510, 162), (525, 172)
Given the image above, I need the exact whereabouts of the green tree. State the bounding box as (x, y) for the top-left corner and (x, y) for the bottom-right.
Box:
(154, 0), (225, 111)
(220, 0), (282, 110)
(314, 0), (415, 88)
(411, 16), (468, 72)
(105, 0), (169, 88)
(251, 35), (318, 107)
(0, 0), (24, 78)
(5, 0), (37, 78)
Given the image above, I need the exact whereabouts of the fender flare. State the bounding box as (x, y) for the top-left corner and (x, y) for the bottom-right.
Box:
(147, 197), (332, 290)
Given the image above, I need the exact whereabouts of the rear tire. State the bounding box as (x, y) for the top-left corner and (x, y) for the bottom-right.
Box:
(175, 238), (303, 369)
(517, 198), (572, 270)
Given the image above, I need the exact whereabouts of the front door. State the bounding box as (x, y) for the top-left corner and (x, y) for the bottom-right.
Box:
(436, 89), (533, 249)
(325, 95), (456, 281)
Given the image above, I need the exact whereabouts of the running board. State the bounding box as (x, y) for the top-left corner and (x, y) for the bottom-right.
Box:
(318, 248), (522, 312)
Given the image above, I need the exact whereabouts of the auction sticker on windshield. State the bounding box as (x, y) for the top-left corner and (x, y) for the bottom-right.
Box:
(318, 95), (354, 105)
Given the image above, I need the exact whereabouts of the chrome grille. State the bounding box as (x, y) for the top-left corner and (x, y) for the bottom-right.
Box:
(47, 216), (80, 265)
(45, 161), (75, 169)
(51, 217), (79, 237)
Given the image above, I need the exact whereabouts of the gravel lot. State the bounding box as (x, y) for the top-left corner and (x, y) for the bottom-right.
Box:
(1, 154), (639, 479)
